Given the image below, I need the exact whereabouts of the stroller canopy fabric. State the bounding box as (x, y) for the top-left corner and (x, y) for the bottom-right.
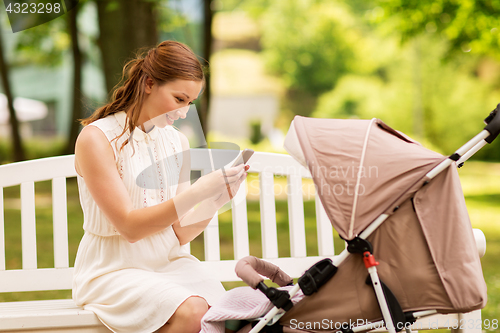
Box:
(286, 117), (445, 241)
(281, 116), (486, 326)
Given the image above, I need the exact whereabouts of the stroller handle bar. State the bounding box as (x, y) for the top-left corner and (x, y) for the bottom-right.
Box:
(484, 103), (500, 143)
(235, 256), (293, 289)
(427, 104), (500, 179)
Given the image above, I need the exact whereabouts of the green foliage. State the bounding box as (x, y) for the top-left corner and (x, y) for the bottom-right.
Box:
(313, 35), (500, 155)
(475, 136), (500, 161)
(217, 0), (500, 160)
(11, 17), (69, 67)
(259, 0), (359, 95)
(157, 0), (190, 32)
(249, 120), (264, 144)
(0, 137), (66, 164)
(4, 0), (93, 67)
(218, 0), (500, 160)
(375, 0), (500, 59)
(219, 0), (273, 18)
(156, 1), (203, 55)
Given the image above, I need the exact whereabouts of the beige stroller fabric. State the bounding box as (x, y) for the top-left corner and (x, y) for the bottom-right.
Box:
(280, 117), (486, 330)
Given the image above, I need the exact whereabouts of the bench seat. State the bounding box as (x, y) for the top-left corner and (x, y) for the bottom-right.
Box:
(0, 299), (104, 332)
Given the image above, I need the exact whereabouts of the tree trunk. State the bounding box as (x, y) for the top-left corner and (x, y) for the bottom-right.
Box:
(64, 4), (83, 155)
(0, 18), (25, 161)
(95, 0), (158, 94)
(200, 0), (214, 136)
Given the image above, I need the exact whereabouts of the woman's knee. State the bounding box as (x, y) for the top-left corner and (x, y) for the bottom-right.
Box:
(174, 297), (208, 330)
(181, 296), (208, 318)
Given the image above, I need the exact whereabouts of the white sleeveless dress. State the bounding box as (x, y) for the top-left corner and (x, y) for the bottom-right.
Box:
(72, 111), (226, 333)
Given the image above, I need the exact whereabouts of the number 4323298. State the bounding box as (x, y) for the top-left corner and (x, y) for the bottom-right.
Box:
(5, 2), (61, 14)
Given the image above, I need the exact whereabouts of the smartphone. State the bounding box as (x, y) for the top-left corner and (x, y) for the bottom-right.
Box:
(230, 149), (254, 167)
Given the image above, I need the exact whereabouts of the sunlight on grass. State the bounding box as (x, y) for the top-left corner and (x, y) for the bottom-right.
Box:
(459, 161), (500, 196)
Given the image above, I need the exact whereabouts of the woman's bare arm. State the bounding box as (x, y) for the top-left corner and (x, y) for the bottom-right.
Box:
(75, 125), (244, 243)
(172, 132), (246, 245)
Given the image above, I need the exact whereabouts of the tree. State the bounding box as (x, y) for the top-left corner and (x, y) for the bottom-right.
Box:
(312, 34), (498, 156)
(7, 2), (86, 155)
(64, 3), (83, 154)
(0, 13), (25, 161)
(260, 0), (357, 96)
(374, 0), (500, 160)
(4, 1), (89, 157)
(199, 0), (214, 135)
(95, 0), (159, 93)
(235, 0), (361, 119)
(376, 0), (500, 59)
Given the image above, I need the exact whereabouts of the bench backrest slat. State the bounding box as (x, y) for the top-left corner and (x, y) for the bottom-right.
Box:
(259, 171), (278, 259)
(52, 177), (69, 268)
(204, 216), (220, 261)
(287, 174), (307, 258)
(200, 167), (221, 262)
(315, 196), (335, 256)
(0, 187), (4, 270)
(231, 179), (249, 260)
(21, 182), (37, 270)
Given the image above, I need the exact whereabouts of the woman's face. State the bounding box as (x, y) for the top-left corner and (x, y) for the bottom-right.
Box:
(140, 78), (203, 128)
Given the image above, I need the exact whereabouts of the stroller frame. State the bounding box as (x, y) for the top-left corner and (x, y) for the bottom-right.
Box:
(247, 106), (500, 333)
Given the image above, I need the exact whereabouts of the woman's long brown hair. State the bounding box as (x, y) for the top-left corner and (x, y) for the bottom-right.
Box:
(81, 41), (204, 150)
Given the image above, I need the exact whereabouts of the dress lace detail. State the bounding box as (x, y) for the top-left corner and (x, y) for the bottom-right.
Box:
(153, 145), (166, 202)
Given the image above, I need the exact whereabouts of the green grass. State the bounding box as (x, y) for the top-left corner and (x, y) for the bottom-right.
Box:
(1, 161), (499, 331)
(0, 137), (67, 165)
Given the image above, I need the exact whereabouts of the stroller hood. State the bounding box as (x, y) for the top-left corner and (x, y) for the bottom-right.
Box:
(285, 116), (446, 241)
(282, 116), (486, 322)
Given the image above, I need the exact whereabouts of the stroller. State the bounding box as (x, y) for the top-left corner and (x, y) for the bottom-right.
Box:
(225, 105), (500, 333)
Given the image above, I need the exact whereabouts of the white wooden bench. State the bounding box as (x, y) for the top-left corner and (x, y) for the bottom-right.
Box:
(0, 150), (486, 332)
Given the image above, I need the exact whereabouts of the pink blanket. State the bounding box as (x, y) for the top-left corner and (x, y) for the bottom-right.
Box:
(200, 286), (304, 333)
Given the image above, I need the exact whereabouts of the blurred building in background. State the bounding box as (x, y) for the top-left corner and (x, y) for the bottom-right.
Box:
(209, 94), (278, 138)
(0, 94), (48, 137)
(208, 10), (285, 150)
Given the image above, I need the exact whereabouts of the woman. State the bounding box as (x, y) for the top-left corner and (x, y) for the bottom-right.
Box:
(72, 41), (247, 333)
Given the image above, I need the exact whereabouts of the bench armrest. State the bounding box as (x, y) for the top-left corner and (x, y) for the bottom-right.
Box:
(473, 228), (486, 258)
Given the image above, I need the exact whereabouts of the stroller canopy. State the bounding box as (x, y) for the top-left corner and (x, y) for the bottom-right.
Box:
(282, 116), (486, 324)
(285, 117), (445, 241)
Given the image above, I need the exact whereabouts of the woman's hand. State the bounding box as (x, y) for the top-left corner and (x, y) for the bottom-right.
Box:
(173, 164), (248, 243)
(211, 165), (249, 209)
(193, 164), (247, 201)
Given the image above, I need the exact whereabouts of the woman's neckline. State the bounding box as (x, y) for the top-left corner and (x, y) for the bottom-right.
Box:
(114, 111), (160, 142)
